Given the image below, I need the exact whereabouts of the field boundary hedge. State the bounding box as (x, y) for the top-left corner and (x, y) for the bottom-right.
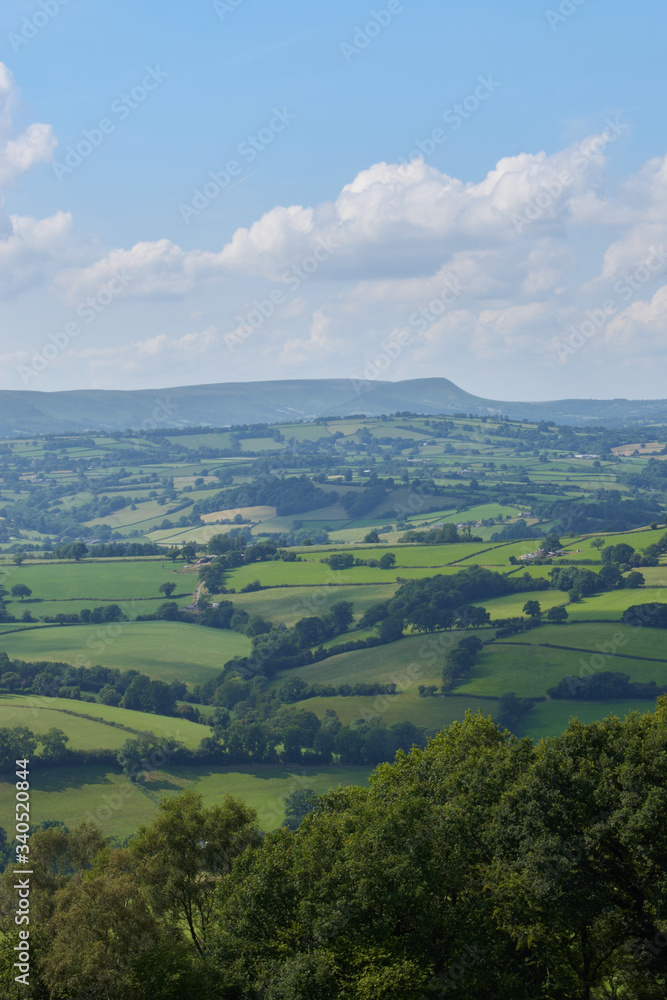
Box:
(497, 640), (667, 664)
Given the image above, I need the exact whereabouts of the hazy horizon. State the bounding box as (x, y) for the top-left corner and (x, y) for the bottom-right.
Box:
(3, 374), (666, 406)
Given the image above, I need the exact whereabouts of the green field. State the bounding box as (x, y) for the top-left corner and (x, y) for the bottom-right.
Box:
(223, 560), (452, 590)
(464, 541), (543, 564)
(303, 543), (504, 568)
(0, 623), (52, 634)
(85, 499), (177, 529)
(272, 633), (447, 692)
(0, 623), (251, 686)
(565, 587), (667, 621)
(475, 591), (568, 618)
(0, 704), (130, 750)
(227, 555), (495, 592)
(496, 621), (667, 661)
(230, 583), (400, 626)
(457, 639), (667, 700)
(147, 524), (253, 545)
(634, 567), (667, 586)
(291, 692), (498, 729)
(0, 763), (371, 838)
(0, 694), (210, 748)
(6, 597), (171, 619)
(283, 623), (665, 705)
(560, 528), (667, 558)
(6, 561), (190, 601)
(516, 699), (658, 740)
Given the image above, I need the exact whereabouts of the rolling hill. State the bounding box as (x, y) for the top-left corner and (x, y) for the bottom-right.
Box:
(1, 378), (667, 436)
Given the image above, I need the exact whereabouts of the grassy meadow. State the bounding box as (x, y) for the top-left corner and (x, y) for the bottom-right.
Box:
(0, 622), (251, 686)
(0, 763), (371, 839)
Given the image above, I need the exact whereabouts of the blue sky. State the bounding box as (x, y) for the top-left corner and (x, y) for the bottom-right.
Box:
(0, 0), (666, 400)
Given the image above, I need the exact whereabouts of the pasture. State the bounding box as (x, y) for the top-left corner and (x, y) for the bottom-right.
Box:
(516, 699), (658, 740)
(0, 412), (666, 842)
(271, 633), (446, 692)
(0, 623), (251, 687)
(565, 588), (667, 621)
(0, 704), (130, 750)
(201, 505), (277, 523)
(473, 591), (568, 619)
(496, 621), (667, 661)
(4, 561), (187, 601)
(0, 763), (371, 839)
(303, 543), (503, 568)
(0, 694), (211, 748)
(231, 583), (400, 626)
(222, 561), (412, 590)
(291, 692), (498, 730)
(5, 597), (169, 619)
(457, 638), (667, 699)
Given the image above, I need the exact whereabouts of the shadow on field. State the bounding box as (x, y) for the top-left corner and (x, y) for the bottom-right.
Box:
(29, 766), (117, 793)
(141, 771), (186, 791)
(165, 764), (348, 783)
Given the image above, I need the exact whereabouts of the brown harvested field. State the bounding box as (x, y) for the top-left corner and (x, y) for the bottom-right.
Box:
(612, 441), (665, 456)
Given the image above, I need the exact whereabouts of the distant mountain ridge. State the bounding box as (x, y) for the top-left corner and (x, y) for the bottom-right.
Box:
(1, 378), (666, 435)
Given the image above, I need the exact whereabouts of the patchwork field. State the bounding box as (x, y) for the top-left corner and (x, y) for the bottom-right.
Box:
(0, 411), (666, 845)
(564, 588), (667, 620)
(5, 597), (169, 619)
(0, 705), (131, 750)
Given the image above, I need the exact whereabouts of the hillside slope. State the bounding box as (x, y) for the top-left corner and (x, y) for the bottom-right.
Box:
(1, 378), (666, 434)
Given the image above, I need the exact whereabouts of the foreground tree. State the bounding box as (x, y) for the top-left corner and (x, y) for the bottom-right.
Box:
(131, 790), (261, 956)
(489, 705), (667, 999)
(42, 849), (163, 999)
(210, 713), (537, 999)
(209, 705), (667, 999)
